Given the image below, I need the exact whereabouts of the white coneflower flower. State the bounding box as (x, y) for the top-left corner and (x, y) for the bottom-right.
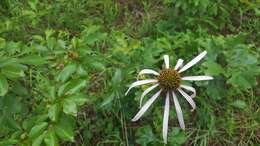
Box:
(125, 51), (213, 144)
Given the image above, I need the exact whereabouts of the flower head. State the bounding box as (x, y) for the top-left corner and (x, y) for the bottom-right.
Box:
(125, 51), (213, 144)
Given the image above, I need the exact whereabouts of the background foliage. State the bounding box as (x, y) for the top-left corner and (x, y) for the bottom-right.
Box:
(0, 0), (259, 145)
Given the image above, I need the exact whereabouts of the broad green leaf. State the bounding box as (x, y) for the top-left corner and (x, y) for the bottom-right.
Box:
(47, 86), (56, 101)
(0, 139), (18, 145)
(20, 55), (46, 65)
(58, 79), (87, 96)
(0, 58), (17, 68)
(48, 104), (60, 122)
(65, 79), (87, 95)
(0, 75), (8, 96)
(57, 64), (77, 82)
(5, 115), (21, 130)
(28, 122), (48, 139)
(1, 64), (27, 78)
(54, 115), (74, 142)
(22, 115), (48, 131)
(63, 99), (77, 116)
(32, 132), (46, 146)
(44, 130), (58, 146)
(66, 93), (88, 106)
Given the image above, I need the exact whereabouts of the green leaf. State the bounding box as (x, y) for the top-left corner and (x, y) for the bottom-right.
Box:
(135, 125), (157, 146)
(0, 57), (17, 68)
(227, 72), (253, 89)
(112, 69), (122, 84)
(32, 132), (46, 146)
(203, 60), (224, 76)
(66, 93), (88, 106)
(58, 79), (87, 96)
(232, 100), (247, 109)
(57, 64), (77, 82)
(12, 81), (28, 96)
(54, 115), (74, 142)
(65, 79), (87, 95)
(44, 130), (58, 146)
(28, 122), (48, 139)
(0, 75), (8, 96)
(20, 55), (46, 65)
(168, 128), (187, 145)
(0, 139), (18, 145)
(63, 99), (77, 116)
(100, 93), (114, 107)
(48, 104), (60, 122)
(1, 64), (27, 78)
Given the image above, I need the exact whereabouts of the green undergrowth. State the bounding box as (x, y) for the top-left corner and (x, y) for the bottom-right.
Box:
(0, 0), (259, 145)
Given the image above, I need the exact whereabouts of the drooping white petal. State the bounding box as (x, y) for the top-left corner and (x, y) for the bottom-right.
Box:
(132, 90), (162, 121)
(139, 83), (159, 108)
(180, 84), (196, 98)
(172, 91), (185, 129)
(138, 69), (159, 76)
(164, 55), (170, 69)
(125, 79), (158, 96)
(178, 51), (207, 73)
(163, 92), (170, 144)
(177, 88), (196, 111)
(174, 59), (184, 70)
(181, 76), (213, 81)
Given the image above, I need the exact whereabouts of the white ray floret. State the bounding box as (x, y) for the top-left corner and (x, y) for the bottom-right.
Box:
(125, 51), (213, 144)
(178, 88), (196, 111)
(180, 84), (196, 98)
(174, 59), (184, 70)
(164, 55), (170, 69)
(163, 92), (170, 144)
(182, 76), (213, 81)
(132, 90), (162, 121)
(125, 79), (158, 96)
(139, 83), (159, 108)
(178, 51), (207, 73)
(172, 91), (185, 129)
(139, 69), (159, 76)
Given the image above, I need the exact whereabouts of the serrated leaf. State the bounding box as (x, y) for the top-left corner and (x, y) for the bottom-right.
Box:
(203, 60), (224, 76)
(168, 128), (187, 145)
(0, 75), (8, 96)
(135, 125), (157, 146)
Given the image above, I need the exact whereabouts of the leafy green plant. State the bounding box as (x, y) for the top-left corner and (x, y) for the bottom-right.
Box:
(0, 0), (259, 145)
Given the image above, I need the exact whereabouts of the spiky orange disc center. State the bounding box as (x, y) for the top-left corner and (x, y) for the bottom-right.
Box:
(157, 69), (181, 91)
